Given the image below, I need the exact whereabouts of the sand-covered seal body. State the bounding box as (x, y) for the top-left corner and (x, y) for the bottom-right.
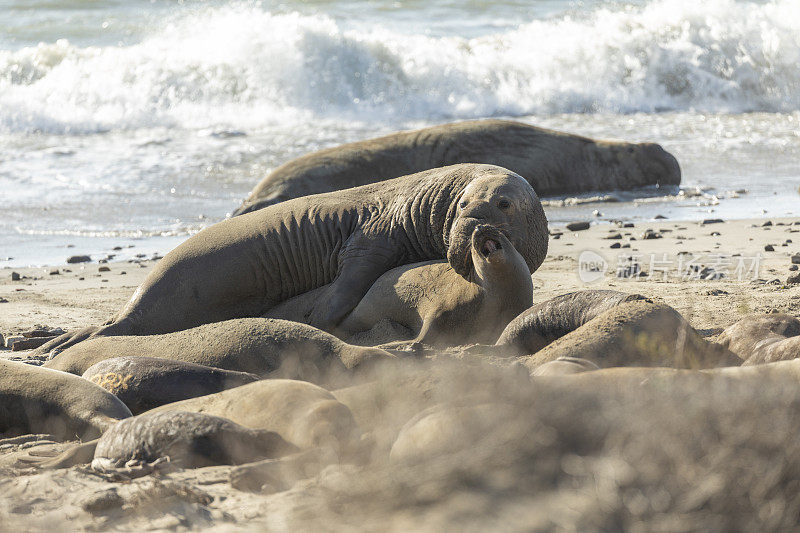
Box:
(717, 314), (800, 365)
(496, 290), (649, 355)
(0, 359), (131, 441)
(81, 357), (259, 415)
(149, 379), (360, 452)
(235, 119), (681, 215)
(47, 318), (392, 385)
(92, 411), (297, 472)
(35, 164), (548, 355)
(268, 224), (533, 346)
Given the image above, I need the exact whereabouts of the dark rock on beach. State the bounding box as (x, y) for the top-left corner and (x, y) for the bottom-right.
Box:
(566, 222), (590, 232)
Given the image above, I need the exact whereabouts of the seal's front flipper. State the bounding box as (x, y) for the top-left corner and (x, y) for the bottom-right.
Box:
(309, 232), (401, 332)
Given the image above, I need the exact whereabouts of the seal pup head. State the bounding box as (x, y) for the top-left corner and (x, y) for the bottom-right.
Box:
(447, 165), (548, 279)
(469, 224), (534, 314)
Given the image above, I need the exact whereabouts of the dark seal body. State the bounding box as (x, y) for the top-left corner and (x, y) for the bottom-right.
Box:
(92, 411), (297, 472)
(82, 357), (259, 415)
(35, 163), (548, 355)
(234, 119), (681, 215)
(496, 290), (649, 354)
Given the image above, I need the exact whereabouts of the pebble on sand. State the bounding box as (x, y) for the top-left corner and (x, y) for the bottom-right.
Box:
(788, 274), (800, 285)
(99, 266), (111, 272)
(764, 245), (775, 252)
(66, 255), (91, 264)
(11, 272), (20, 281)
(791, 254), (800, 265)
(566, 222), (590, 231)
(701, 219), (724, 225)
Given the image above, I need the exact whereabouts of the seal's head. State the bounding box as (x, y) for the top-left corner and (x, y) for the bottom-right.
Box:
(469, 223), (534, 309)
(447, 165), (548, 279)
(596, 141), (681, 189)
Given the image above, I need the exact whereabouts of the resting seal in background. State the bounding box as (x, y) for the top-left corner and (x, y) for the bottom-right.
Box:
(46, 318), (392, 385)
(91, 411), (297, 474)
(0, 359), (131, 441)
(34, 163), (549, 355)
(717, 314), (800, 365)
(82, 357), (259, 415)
(234, 119), (681, 215)
(267, 224), (533, 347)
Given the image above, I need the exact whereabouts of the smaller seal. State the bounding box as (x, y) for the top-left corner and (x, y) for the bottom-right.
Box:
(91, 411), (298, 474)
(46, 318), (393, 385)
(496, 290), (648, 355)
(717, 313), (800, 365)
(82, 357), (260, 414)
(268, 224), (533, 347)
(512, 300), (740, 371)
(0, 359), (131, 441)
(149, 379), (360, 453)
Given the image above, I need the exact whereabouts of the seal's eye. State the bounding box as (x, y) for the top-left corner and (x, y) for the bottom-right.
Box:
(459, 200), (468, 209)
(498, 199), (510, 210)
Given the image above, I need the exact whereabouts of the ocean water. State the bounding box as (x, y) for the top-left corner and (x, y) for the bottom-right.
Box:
(1, 0), (798, 266)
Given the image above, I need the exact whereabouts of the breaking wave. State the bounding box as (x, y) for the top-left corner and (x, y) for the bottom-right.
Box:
(1, 0), (798, 134)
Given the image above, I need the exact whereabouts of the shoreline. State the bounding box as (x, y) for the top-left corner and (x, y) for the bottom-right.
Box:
(3, 216), (799, 353)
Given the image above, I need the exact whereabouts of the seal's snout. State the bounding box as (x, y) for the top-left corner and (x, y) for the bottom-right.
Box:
(480, 238), (501, 258)
(471, 225), (505, 259)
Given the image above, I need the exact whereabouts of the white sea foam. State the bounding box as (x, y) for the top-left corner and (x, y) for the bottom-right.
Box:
(1, 0), (798, 134)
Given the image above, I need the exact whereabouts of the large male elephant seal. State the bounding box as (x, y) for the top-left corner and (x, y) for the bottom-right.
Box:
(34, 164), (548, 356)
(267, 224), (533, 347)
(91, 411), (298, 474)
(234, 119), (681, 215)
(717, 314), (800, 365)
(46, 318), (393, 385)
(82, 357), (259, 415)
(0, 359), (131, 440)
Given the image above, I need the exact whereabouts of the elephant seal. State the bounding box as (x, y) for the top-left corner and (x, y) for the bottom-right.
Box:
(47, 318), (393, 385)
(149, 379), (360, 453)
(234, 119), (681, 215)
(82, 357), (259, 415)
(0, 359), (131, 441)
(717, 314), (800, 365)
(267, 224), (533, 347)
(514, 300), (740, 371)
(91, 411), (297, 474)
(34, 163), (548, 355)
(496, 290), (648, 355)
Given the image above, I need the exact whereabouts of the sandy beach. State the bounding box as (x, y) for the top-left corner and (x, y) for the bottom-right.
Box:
(1, 216), (798, 531)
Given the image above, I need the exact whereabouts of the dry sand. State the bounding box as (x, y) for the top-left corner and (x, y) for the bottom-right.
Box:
(1, 216), (799, 531)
